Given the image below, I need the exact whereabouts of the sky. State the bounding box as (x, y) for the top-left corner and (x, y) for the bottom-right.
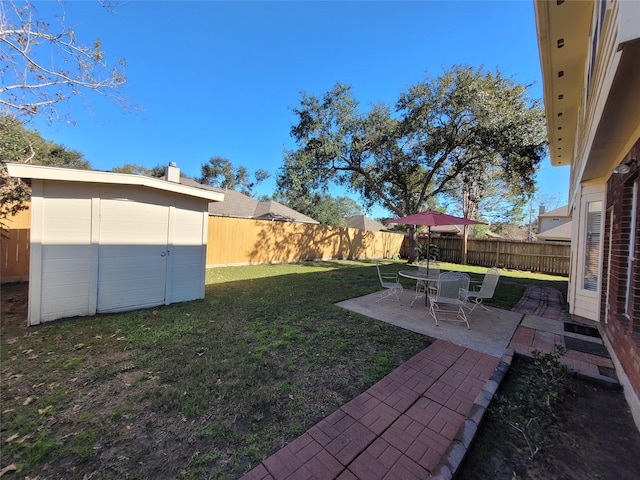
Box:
(26, 0), (571, 219)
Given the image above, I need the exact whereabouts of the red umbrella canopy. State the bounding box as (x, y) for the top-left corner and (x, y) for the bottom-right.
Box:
(386, 210), (485, 227)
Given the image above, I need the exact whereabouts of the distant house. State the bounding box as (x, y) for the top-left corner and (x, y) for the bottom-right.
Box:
(345, 215), (387, 231)
(537, 205), (571, 242)
(429, 225), (463, 237)
(179, 176), (318, 224)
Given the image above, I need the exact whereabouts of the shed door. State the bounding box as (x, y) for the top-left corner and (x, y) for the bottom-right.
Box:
(97, 199), (170, 312)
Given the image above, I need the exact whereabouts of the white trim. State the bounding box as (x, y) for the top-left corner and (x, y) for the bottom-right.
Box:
(27, 180), (43, 326)
(626, 180), (638, 316)
(5, 163), (224, 202)
(570, 185), (606, 321)
(605, 207), (614, 324)
(165, 205), (175, 305)
(88, 197), (100, 316)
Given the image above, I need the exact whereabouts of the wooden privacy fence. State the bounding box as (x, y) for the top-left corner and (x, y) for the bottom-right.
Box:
(2, 208), (569, 280)
(206, 216), (404, 266)
(402, 236), (571, 276)
(1, 207), (31, 283)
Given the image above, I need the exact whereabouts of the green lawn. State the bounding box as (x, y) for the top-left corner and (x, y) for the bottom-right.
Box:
(0, 260), (567, 479)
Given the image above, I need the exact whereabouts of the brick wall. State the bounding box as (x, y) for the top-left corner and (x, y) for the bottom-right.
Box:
(604, 139), (640, 400)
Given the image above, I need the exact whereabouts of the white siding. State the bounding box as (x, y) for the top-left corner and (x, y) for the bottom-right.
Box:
(97, 198), (169, 312)
(27, 180), (211, 324)
(167, 198), (207, 303)
(37, 187), (93, 323)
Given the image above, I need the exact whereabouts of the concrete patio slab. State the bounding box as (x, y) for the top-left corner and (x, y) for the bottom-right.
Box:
(335, 289), (522, 358)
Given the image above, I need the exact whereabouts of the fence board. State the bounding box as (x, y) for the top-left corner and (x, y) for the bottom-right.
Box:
(1, 207), (31, 282)
(402, 236), (570, 276)
(206, 216), (404, 266)
(2, 205), (569, 280)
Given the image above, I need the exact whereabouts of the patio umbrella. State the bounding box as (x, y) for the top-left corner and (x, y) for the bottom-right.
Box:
(385, 210), (485, 274)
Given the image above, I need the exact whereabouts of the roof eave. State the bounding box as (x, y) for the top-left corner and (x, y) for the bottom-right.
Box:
(6, 163), (224, 202)
(534, 0), (592, 167)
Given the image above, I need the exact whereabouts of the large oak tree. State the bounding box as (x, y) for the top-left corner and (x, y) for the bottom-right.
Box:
(278, 65), (547, 262)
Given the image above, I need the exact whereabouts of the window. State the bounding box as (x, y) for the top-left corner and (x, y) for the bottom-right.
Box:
(583, 201), (602, 291)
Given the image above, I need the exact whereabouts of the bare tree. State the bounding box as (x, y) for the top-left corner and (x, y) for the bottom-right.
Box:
(0, 0), (127, 122)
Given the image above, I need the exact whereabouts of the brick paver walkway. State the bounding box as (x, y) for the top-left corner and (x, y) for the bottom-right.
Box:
(509, 285), (617, 384)
(240, 340), (501, 480)
(510, 285), (569, 321)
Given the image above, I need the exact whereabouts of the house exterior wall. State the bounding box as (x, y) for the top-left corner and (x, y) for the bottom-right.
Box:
(603, 141), (640, 410)
(28, 180), (209, 325)
(534, 0), (640, 428)
(539, 216), (570, 234)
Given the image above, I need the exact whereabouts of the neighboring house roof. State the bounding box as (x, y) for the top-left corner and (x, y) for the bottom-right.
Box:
(179, 177), (319, 224)
(539, 205), (569, 218)
(253, 200), (318, 223)
(536, 222), (572, 241)
(345, 215), (386, 231)
(429, 225), (463, 236)
(6, 163), (224, 202)
(484, 230), (503, 239)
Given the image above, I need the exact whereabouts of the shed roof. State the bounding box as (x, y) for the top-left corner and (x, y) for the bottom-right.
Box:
(6, 163), (224, 202)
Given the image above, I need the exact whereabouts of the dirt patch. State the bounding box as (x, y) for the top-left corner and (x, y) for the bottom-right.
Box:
(1, 281), (29, 332)
(458, 357), (640, 479)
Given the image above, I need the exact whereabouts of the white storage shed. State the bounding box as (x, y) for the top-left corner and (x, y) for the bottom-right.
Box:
(6, 163), (224, 326)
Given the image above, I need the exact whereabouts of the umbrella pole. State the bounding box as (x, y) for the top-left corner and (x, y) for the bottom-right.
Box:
(427, 226), (431, 275)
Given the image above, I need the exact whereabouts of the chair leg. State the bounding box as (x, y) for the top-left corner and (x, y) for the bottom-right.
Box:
(377, 287), (400, 303)
(428, 300), (439, 326)
(467, 297), (493, 313)
(457, 305), (470, 329)
(467, 298), (482, 313)
(411, 281), (426, 307)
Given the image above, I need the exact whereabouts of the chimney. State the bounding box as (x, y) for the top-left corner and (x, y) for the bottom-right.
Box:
(538, 204), (546, 215)
(165, 162), (180, 183)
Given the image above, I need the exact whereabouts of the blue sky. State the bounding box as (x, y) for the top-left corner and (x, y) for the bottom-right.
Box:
(28, 0), (570, 218)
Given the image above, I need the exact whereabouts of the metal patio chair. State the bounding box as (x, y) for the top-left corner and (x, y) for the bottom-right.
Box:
(466, 267), (500, 312)
(428, 271), (471, 329)
(375, 261), (403, 302)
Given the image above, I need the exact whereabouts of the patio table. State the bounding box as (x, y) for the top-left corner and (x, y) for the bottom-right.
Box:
(398, 270), (440, 306)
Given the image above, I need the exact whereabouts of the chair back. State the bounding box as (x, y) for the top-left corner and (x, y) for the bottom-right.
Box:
(437, 272), (470, 299)
(375, 261), (384, 284)
(478, 267), (500, 296)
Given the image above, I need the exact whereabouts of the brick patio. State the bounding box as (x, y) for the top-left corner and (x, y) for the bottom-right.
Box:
(240, 340), (500, 480)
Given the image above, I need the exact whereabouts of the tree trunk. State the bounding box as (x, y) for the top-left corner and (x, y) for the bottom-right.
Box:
(461, 224), (469, 265)
(408, 226), (419, 263)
